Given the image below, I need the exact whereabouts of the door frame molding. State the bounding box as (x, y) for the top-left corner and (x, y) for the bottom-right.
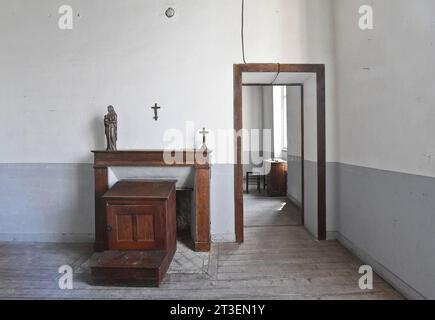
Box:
(233, 63), (326, 242)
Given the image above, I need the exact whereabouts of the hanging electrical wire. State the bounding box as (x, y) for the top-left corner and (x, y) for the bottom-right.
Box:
(271, 63), (281, 84)
(241, 0), (247, 64)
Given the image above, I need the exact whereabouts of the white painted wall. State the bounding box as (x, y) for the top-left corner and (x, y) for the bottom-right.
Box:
(262, 87), (274, 156)
(302, 75), (318, 162)
(333, 0), (435, 299)
(242, 87), (264, 136)
(334, 0), (435, 178)
(301, 75), (319, 236)
(272, 86), (284, 159)
(286, 87), (302, 159)
(286, 86), (302, 204)
(242, 86), (264, 174)
(0, 0), (336, 241)
(0, 0), (337, 163)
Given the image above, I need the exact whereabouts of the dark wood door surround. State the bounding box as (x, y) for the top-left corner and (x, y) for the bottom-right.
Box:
(234, 63), (326, 242)
(92, 150), (211, 252)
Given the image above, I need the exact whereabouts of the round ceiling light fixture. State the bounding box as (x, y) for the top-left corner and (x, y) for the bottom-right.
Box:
(165, 7), (175, 18)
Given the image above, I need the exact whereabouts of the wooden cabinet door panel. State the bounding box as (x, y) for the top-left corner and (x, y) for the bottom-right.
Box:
(107, 203), (164, 250)
(136, 214), (155, 241)
(267, 162), (288, 196)
(116, 214), (134, 242)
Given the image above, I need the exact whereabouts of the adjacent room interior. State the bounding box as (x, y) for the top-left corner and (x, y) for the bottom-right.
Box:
(241, 75), (308, 231)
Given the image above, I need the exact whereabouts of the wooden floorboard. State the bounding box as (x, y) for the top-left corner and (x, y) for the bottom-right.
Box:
(0, 194), (403, 300)
(0, 225), (402, 300)
(244, 192), (302, 227)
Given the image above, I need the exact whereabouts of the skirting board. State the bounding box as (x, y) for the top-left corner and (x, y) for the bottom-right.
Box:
(337, 232), (427, 300)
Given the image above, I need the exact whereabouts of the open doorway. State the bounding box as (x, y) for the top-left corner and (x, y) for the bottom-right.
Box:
(242, 84), (304, 229)
(234, 64), (326, 242)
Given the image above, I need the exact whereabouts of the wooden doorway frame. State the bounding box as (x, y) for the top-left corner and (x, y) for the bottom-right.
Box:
(233, 63), (326, 242)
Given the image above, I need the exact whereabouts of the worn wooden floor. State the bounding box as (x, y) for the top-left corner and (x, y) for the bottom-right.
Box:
(0, 193), (402, 300)
(0, 230), (402, 300)
(244, 191), (302, 227)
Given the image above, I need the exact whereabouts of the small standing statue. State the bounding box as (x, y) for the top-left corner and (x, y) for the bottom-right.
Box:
(104, 105), (117, 151)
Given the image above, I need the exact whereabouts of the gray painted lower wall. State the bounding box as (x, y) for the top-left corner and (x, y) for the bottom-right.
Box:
(332, 163), (435, 300)
(0, 163), (94, 242)
(337, 232), (426, 300)
(294, 160), (434, 299)
(0, 163), (236, 243)
(292, 160), (338, 238)
(303, 160), (318, 237)
(210, 164), (235, 242)
(287, 155), (302, 205)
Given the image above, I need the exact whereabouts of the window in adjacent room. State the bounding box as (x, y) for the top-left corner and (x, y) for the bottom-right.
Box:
(273, 86), (287, 158)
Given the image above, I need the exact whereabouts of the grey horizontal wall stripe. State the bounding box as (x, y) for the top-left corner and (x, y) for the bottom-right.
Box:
(332, 162), (435, 300)
(337, 232), (426, 300)
(0, 163), (95, 242)
(0, 163), (238, 244)
(0, 233), (94, 243)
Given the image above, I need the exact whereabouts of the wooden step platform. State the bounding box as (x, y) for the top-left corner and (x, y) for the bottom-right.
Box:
(89, 250), (174, 287)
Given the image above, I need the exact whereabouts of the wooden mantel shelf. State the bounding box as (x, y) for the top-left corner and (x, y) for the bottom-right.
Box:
(92, 149), (211, 168)
(92, 149), (211, 253)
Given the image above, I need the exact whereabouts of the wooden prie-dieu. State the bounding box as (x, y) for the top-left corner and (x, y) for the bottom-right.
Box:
(90, 180), (177, 286)
(91, 150), (211, 253)
(89, 150), (211, 286)
(104, 180), (176, 252)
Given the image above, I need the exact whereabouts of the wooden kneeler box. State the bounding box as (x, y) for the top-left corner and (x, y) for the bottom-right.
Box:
(90, 180), (176, 287)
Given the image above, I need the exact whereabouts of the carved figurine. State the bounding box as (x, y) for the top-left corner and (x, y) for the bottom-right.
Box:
(104, 105), (117, 151)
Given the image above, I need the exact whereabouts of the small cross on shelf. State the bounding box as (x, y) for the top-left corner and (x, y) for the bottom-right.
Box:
(199, 127), (209, 147)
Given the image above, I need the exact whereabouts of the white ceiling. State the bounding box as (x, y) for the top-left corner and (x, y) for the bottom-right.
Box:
(242, 72), (315, 85)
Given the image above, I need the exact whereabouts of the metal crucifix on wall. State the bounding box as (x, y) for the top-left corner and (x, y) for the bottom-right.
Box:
(151, 103), (161, 121)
